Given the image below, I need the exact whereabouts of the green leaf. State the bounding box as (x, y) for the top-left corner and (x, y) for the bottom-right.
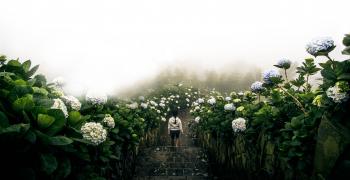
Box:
(291, 118), (301, 128)
(49, 136), (73, 146)
(0, 123), (30, 135)
(12, 94), (34, 111)
(337, 73), (350, 81)
(37, 114), (55, 129)
(343, 47), (350, 55)
(32, 87), (49, 96)
(40, 153), (58, 175)
(22, 60), (32, 72)
(0, 111), (9, 128)
(7, 59), (21, 67)
(321, 69), (337, 81)
(12, 85), (34, 97)
(24, 129), (37, 143)
(55, 157), (71, 179)
(68, 111), (81, 126)
(45, 109), (67, 136)
(27, 64), (39, 78)
(343, 34), (350, 46)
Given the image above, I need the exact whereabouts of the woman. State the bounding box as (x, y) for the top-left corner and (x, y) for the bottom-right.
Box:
(168, 110), (183, 147)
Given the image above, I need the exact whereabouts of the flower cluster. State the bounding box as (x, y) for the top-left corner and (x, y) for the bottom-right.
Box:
(326, 83), (349, 103)
(197, 98), (205, 104)
(51, 98), (69, 118)
(231, 118), (247, 132)
(224, 103), (236, 111)
(262, 69), (281, 84)
(128, 102), (138, 109)
(225, 97), (232, 101)
(81, 122), (107, 146)
(85, 91), (108, 105)
(306, 37), (334, 56)
(250, 81), (264, 93)
(207, 97), (216, 105)
(194, 116), (200, 123)
(161, 117), (166, 122)
(140, 102), (148, 109)
(276, 58), (291, 69)
(102, 114), (115, 129)
(138, 96), (145, 101)
(50, 86), (65, 97)
(61, 95), (81, 111)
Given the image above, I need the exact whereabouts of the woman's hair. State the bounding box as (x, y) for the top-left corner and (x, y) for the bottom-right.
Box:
(172, 110), (178, 123)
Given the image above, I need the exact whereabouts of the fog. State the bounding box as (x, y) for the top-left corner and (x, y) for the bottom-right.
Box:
(1, 0), (349, 96)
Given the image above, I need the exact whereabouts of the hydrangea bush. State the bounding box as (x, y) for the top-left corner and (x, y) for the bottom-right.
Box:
(189, 34), (350, 179)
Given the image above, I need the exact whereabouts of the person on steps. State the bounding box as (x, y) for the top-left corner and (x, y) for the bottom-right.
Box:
(168, 110), (183, 147)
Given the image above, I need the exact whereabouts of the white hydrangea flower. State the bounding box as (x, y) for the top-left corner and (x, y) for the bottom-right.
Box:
(186, 98), (190, 102)
(85, 90), (107, 105)
(276, 58), (291, 69)
(157, 110), (161, 113)
(233, 99), (241, 103)
(175, 100), (179, 103)
(224, 103), (236, 111)
(176, 95), (180, 98)
(194, 116), (200, 123)
(251, 81), (264, 93)
(51, 98), (68, 118)
(232, 118), (247, 132)
(61, 95), (81, 111)
(81, 122), (107, 146)
(194, 106), (200, 111)
(262, 69), (281, 84)
(306, 37), (334, 56)
(237, 92), (244, 96)
(128, 102), (139, 109)
(225, 97), (232, 101)
(102, 114), (115, 129)
(207, 97), (216, 105)
(161, 117), (166, 122)
(138, 96), (145, 101)
(197, 98), (205, 104)
(51, 86), (65, 97)
(150, 100), (158, 106)
(193, 102), (199, 106)
(141, 102), (148, 109)
(237, 106), (245, 112)
(159, 103), (165, 107)
(52, 77), (65, 87)
(326, 85), (349, 103)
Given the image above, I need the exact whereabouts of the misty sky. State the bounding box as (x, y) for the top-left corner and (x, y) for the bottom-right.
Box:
(1, 0), (350, 95)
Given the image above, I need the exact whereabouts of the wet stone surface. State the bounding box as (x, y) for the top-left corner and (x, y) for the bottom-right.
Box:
(133, 116), (211, 180)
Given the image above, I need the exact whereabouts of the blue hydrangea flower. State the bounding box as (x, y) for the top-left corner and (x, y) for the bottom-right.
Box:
(250, 81), (264, 93)
(306, 37), (335, 56)
(262, 69), (281, 84)
(275, 58), (291, 69)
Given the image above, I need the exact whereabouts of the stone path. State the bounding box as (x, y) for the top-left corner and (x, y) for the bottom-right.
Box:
(133, 114), (211, 180)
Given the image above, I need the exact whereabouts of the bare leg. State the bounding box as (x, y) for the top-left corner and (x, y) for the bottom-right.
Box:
(175, 138), (180, 147)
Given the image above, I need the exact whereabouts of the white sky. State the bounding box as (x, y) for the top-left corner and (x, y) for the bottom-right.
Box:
(1, 0), (350, 95)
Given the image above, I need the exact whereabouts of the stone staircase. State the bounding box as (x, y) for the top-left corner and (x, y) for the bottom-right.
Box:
(133, 115), (211, 180)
